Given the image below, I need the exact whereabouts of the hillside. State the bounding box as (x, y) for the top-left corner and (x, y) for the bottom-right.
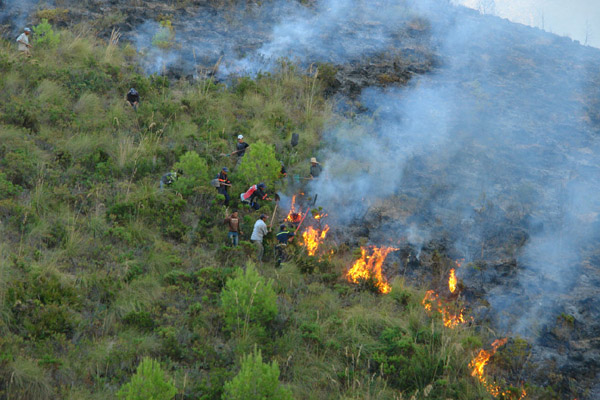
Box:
(1, 1), (600, 399)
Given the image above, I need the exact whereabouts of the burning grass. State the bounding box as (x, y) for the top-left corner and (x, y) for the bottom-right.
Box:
(346, 246), (398, 294)
(469, 339), (527, 399)
(301, 225), (330, 256)
(422, 260), (468, 328)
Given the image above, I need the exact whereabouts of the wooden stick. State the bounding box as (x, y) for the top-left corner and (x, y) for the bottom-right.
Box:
(269, 203), (278, 228)
(294, 207), (311, 235)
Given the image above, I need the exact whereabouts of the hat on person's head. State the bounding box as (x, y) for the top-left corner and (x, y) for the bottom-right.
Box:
(260, 214), (268, 220)
(258, 182), (266, 189)
(237, 134), (244, 140)
(222, 167), (229, 172)
(310, 157), (319, 164)
(24, 28), (31, 33)
(280, 224), (286, 230)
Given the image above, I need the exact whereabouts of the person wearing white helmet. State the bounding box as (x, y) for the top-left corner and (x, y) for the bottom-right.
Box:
(229, 134), (250, 166)
(16, 28), (32, 56)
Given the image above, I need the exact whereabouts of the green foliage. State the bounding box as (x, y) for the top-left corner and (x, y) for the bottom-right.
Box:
(0, 172), (22, 199)
(171, 151), (209, 197)
(0, 148), (39, 188)
(117, 357), (177, 400)
(220, 264), (277, 334)
(35, 8), (70, 24)
(222, 348), (293, 400)
(235, 141), (281, 187)
(152, 20), (175, 49)
(33, 19), (60, 48)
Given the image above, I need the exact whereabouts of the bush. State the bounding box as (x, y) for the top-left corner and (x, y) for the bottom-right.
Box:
(0, 172), (22, 199)
(152, 20), (175, 49)
(222, 348), (292, 400)
(220, 264), (277, 334)
(0, 149), (38, 188)
(171, 151), (209, 197)
(117, 357), (177, 400)
(32, 19), (60, 49)
(235, 141), (281, 188)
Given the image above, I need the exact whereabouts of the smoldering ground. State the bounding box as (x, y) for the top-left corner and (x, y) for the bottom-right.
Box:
(0, 0), (46, 35)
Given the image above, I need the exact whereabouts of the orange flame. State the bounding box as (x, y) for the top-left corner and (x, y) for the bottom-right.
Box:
(286, 195), (304, 223)
(449, 268), (457, 293)
(422, 290), (466, 328)
(469, 338), (508, 397)
(314, 212), (328, 220)
(346, 246), (398, 294)
(301, 225), (330, 256)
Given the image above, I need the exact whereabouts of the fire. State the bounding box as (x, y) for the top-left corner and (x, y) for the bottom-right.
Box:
(421, 290), (466, 328)
(469, 338), (508, 398)
(449, 268), (457, 293)
(346, 246), (398, 294)
(286, 195), (304, 223)
(301, 225), (330, 256)
(314, 212), (327, 220)
(422, 266), (467, 328)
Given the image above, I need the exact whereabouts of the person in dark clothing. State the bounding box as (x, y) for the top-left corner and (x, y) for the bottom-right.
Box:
(280, 161), (287, 178)
(240, 183), (271, 210)
(216, 167), (231, 206)
(127, 88), (140, 111)
(232, 134), (250, 166)
(235, 135), (250, 157)
(310, 157), (322, 179)
(160, 171), (178, 190)
(224, 211), (243, 246)
(276, 224), (295, 244)
(275, 224), (295, 267)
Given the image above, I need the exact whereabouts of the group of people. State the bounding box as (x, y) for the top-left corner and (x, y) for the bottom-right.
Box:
(159, 132), (323, 264)
(15, 23), (319, 266)
(227, 212), (295, 265)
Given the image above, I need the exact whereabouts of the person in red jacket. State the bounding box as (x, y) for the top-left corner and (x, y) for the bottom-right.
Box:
(240, 183), (271, 210)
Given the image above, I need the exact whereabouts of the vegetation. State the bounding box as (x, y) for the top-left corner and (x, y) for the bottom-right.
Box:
(117, 357), (177, 400)
(222, 348), (292, 400)
(0, 20), (554, 400)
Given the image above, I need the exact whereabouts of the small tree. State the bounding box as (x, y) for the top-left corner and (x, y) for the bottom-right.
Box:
(222, 348), (293, 400)
(117, 358), (177, 400)
(172, 151), (209, 197)
(33, 19), (60, 48)
(152, 20), (175, 49)
(0, 172), (21, 199)
(235, 141), (281, 188)
(220, 264), (277, 335)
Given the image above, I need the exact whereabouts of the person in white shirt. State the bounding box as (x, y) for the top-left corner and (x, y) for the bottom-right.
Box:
(250, 214), (269, 262)
(16, 28), (32, 56)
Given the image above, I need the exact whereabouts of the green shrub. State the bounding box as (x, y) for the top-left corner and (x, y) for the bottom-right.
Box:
(372, 326), (445, 392)
(235, 141), (281, 187)
(171, 151), (209, 197)
(222, 348), (292, 400)
(33, 19), (60, 49)
(117, 357), (177, 400)
(220, 264), (277, 334)
(123, 311), (155, 331)
(0, 172), (22, 199)
(0, 149), (38, 188)
(152, 20), (175, 49)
